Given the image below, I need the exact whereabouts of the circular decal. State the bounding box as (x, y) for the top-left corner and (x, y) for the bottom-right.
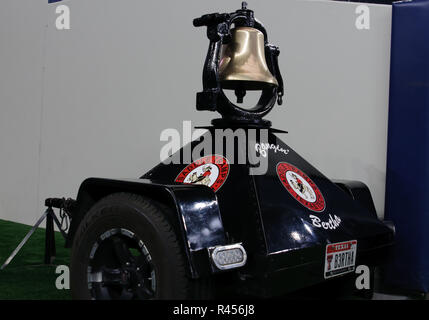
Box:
(175, 155), (229, 192)
(276, 162), (325, 212)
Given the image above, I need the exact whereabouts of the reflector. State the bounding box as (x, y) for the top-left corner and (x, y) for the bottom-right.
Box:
(211, 243), (247, 270)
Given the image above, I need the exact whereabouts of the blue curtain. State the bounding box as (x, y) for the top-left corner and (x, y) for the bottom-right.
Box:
(385, 0), (429, 293)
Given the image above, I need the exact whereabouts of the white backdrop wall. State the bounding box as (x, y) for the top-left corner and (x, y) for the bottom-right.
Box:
(0, 0), (392, 225)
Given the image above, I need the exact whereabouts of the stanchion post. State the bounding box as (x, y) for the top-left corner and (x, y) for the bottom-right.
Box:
(44, 208), (56, 264)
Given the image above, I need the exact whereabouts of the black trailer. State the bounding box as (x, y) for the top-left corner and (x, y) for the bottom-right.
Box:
(19, 3), (394, 299)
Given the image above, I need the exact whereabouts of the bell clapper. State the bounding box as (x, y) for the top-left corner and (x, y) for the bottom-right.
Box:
(234, 88), (246, 104)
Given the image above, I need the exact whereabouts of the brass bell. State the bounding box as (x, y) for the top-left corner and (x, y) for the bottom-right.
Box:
(219, 27), (278, 90)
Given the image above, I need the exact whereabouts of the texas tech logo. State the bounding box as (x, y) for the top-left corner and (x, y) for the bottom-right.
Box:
(175, 155), (229, 192)
(277, 162), (325, 212)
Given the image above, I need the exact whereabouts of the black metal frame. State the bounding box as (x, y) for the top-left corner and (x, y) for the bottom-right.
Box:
(1, 200), (72, 269)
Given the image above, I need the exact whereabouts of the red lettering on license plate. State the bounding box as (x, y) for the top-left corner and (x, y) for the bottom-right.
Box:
(324, 240), (357, 279)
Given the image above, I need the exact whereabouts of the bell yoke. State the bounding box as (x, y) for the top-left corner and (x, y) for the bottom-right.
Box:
(37, 3), (394, 299)
(194, 1), (283, 126)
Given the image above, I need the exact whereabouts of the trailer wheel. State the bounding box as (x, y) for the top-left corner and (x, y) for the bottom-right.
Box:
(70, 193), (204, 300)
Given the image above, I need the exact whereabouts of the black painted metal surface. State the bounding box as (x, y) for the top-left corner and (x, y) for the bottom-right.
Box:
(139, 128), (394, 292)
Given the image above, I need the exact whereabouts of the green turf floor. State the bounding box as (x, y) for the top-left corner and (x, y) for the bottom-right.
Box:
(0, 219), (71, 300)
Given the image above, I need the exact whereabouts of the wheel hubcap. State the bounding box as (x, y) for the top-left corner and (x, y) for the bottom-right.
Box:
(87, 228), (156, 300)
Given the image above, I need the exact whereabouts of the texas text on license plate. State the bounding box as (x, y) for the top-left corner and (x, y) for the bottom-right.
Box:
(324, 240), (357, 279)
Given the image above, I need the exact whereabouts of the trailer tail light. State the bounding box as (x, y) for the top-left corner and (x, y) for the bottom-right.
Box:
(210, 243), (247, 270)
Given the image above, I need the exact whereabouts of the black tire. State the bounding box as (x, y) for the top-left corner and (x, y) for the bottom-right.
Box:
(70, 193), (202, 300)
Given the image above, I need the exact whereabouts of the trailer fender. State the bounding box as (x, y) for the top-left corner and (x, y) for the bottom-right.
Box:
(66, 177), (227, 277)
(333, 179), (378, 218)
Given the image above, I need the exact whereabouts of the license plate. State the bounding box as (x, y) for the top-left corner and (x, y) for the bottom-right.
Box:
(324, 240), (357, 279)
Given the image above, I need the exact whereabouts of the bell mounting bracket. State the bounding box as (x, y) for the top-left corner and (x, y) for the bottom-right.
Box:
(193, 2), (284, 127)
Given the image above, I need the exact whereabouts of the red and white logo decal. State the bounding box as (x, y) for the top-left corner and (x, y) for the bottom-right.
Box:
(277, 162), (325, 212)
(175, 155), (229, 192)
